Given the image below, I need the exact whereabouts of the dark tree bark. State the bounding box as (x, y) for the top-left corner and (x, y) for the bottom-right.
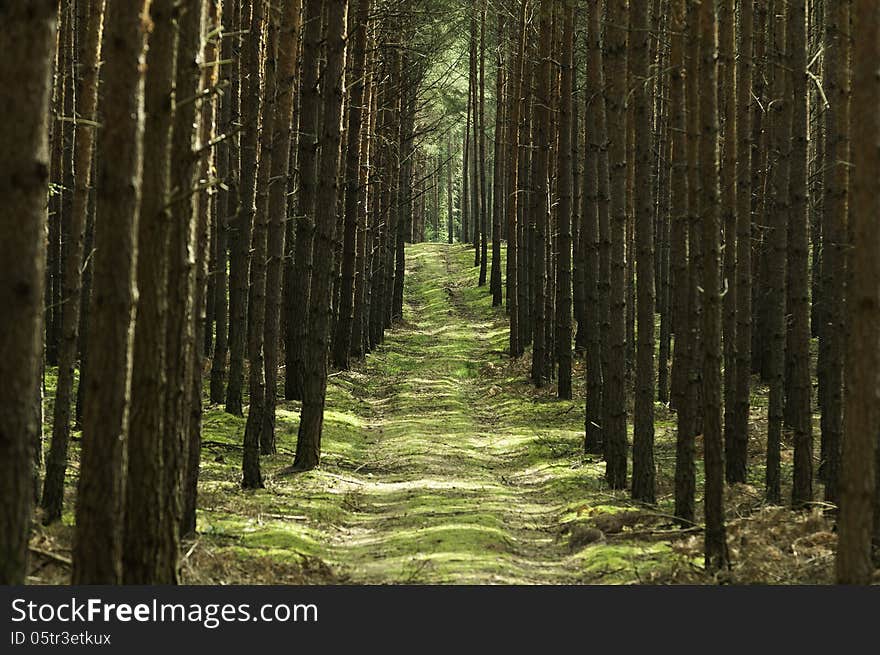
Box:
(262, 0), (303, 453)
(490, 6), (504, 307)
(719, 0), (737, 485)
(478, 1), (488, 288)
(583, 0), (604, 456)
(836, 0), (879, 585)
(765, 3), (791, 505)
(0, 0), (56, 585)
(290, 0), (349, 472)
(729, 0), (754, 484)
(160, 0), (207, 581)
(786, 0), (812, 506)
(819, 0), (849, 506)
(72, 0), (151, 584)
(42, 0), (105, 525)
(209, 0), (237, 405)
(675, 0), (700, 525)
(699, 0), (730, 572)
(505, 0), (527, 358)
(183, 0), (223, 539)
(530, 0), (552, 388)
(631, 0), (656, 504)
(555, 2), (574, 401)
(604, 0), (629, 490)
(447, 135), (455, 244)
(122, 0), (178, 584)
(333, 0), (371, 370)
(286, 0), (323, 401)
(242, 0), (273, 489)
(226, 0), (263, 415)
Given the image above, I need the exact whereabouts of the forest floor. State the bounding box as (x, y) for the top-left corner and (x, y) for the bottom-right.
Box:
(32, 243), (840, 584)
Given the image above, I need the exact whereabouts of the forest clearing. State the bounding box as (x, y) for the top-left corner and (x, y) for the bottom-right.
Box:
(3, 0), (880, 589)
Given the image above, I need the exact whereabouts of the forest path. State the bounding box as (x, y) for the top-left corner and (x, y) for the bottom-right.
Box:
(321, 243), (579, 583)
(195, 244), (672, 585)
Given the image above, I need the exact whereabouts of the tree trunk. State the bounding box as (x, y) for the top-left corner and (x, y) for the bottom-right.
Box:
(505, 0), (527, 357)
(242, 0), (273, 489)
(764, 2), (791, 505)
(819, 0), (849, 506)
(604, 0), (629, 490)
(631, 0), (656, 504)
(262, 0), (303, 453)
(291, 0), (349, 472)
(530, 0), (552, 388)
(0, 0), (56, 585)
(583, 0), (605, 456)
(786, 0), (813, 507)
(72, 0), (151, 585)
(490, 6), (504, 307)
(286, 0), (323, 401)
(555, 3), (573, 401)
(729, 0), (754, 484)
(836, 0), (879, 586)
(333, 0), (371, 370)
(699, 0), (730, 572)
(42, 0), (105, 525)
(122, 0), (178, 584)
(226, 0), (262, 415)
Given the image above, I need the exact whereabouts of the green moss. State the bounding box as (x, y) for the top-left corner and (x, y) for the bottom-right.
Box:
(50, 242), (696, 584)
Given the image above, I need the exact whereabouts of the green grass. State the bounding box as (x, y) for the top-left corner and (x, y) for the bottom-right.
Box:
(38, 242), (709, 585)
(179, 243), (699, 584)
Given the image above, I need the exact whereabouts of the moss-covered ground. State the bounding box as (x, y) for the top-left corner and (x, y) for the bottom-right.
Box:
(34, 242), (835, 585)
(183, 243), (696, 584)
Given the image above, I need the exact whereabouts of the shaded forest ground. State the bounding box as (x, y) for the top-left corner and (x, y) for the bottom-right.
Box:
(33, 244), (841, 584)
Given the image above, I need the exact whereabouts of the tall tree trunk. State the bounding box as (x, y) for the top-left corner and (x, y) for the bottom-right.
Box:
(490, 6), (504, 307)
(555, 2), (574, 401)
(505, 0), (527, 357)
(530, 0), (552, 388)
(160, 0), (206, 581)
(72, 0), (150, 584)
(242, 0), (274, 489)
(291, 0), (349, 472)
(764, 2), (791, 504)
(286, 0), (323, 401)
(786, 0), (813, 507)
(699, 0), (730, 572)
(262, 0), (303, 452)
(836, 0), (879, 585)
(604, 0), (629, 490)
(183, 0), (223, 538)
(447, 135), (455, 244)
(819, 0), (849, 506)
(719, 0), (738, 484)
(333, 0), (371, 370)
(42, 0), (105, 525)
(0, 0), (56, 585)
(478, 1), (488, 287)
(226, 0), (262, 415)
(122, 0), (178, 584)
(583, 0), (604, 456)
(209, 0), (237, 405)
(631, 0), (656, 503)
(729, 0), (754, 484)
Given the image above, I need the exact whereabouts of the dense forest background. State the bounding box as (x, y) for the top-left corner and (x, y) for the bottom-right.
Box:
(2, 0), (879, 586)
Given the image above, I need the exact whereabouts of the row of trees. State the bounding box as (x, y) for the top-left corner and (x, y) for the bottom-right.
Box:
(451, 0), (879, 582)
(2, 0), (879, 586)
(0, 0), (465, 584)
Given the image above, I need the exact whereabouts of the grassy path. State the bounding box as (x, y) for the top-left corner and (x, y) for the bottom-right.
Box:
(190, 244), (676, 584)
